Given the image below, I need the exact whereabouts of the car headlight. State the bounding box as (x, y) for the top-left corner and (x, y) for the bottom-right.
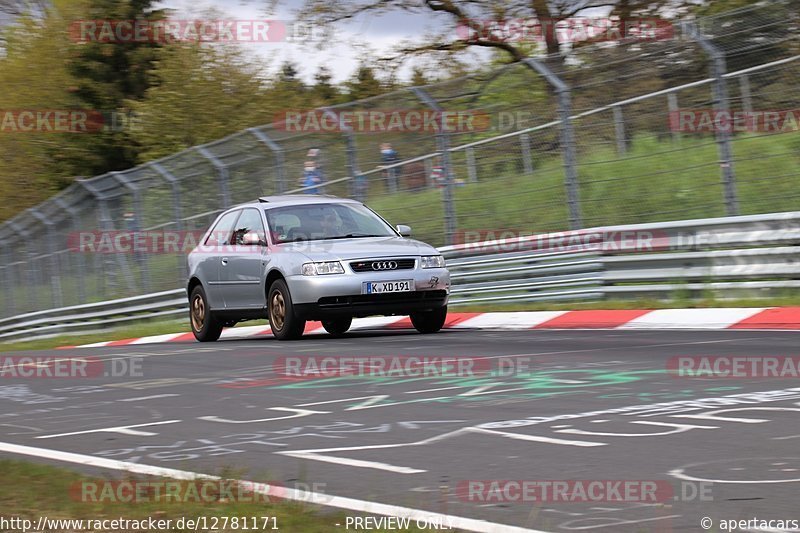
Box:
(420, 255), (446, 268)
(302, 261), (345, 275)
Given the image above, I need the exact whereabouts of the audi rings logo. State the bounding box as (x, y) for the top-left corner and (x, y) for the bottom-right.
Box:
(371, 261), (398, 271)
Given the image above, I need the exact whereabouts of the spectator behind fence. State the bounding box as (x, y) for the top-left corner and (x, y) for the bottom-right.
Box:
(306, 148), (326, 194)
(301, 160), (322, 194)
(380, 142), (400, 193)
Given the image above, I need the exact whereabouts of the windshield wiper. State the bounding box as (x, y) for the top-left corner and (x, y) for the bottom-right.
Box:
(322, 234), (386, 240)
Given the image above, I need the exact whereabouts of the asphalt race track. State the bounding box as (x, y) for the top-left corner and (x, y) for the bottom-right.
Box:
(2, 328), (800, 532)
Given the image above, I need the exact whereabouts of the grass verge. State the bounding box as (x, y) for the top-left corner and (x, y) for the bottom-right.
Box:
(0, 459), (432, 532)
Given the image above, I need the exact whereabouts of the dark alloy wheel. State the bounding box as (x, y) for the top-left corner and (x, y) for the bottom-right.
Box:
(268, 279), (306, 340)
(190, 285), (223, 342)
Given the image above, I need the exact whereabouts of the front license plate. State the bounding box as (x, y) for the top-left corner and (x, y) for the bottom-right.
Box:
(363, 280), (413, 294)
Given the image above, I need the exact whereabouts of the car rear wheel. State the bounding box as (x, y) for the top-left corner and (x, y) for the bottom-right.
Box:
(322, 317), (352, 336)
(410, 305), (448, 334)
(268, 279), (306, 340)
(190, 285), (223, 342)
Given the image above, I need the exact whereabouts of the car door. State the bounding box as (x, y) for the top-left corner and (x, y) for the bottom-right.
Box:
(201, 209), (240, 309)
(221, 207), (269, 309)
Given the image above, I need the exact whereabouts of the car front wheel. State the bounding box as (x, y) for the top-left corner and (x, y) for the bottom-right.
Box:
(190, 285), (223, 342)
(322, 317), (352, 336)
(410, 305), (448, 334)
(268, 279), (306, 340)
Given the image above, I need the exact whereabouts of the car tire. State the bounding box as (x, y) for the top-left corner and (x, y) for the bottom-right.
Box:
(268, 279), (306, 340)
(190, 285), (223, 342)
(410, 305), (448, 334)
(322, 317), (352, 336)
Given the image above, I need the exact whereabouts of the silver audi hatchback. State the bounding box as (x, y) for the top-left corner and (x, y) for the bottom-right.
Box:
(186, 195), (451, 341)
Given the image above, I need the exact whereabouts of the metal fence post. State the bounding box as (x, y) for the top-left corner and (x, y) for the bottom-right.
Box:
(667, 93), (680, 143)
(30, 209), (64, 309)
(54, 198), (86, 304)
(323, 108), (361, 201)
(465, 147), (478, 183)
(111, 172), (150, 293)
(686, 22), (739, 216)
(196, 146), (232, 208)
(77, 179), (137, 296)
(612, 105), (627, 155)
(6, 220), (38, 312)
(151, 162), (186, 287)
(411, 87), (458, 245)
(523, 58), (583, 229)
(248, 128), (287, 194)
(0, 242), (15, 316)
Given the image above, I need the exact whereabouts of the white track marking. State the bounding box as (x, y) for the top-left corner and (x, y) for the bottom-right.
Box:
(220, 325), (271, 339)
(130, 333), (185, 345)
(198, 407), (328, 424)
(453, 312), (567, 329)
(117, 394), (180, 402)
(619, 308), (765, 329)
(467, 427), (606, 447)
(36, 420), (181, 439)
(350, 316), (408, 330)
(0, 441), (542, 533)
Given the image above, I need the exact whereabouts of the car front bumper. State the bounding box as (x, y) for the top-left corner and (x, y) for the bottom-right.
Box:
(287, 267), (450, 319)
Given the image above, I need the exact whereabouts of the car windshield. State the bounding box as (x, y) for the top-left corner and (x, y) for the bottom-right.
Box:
(265, 203), (397, 244)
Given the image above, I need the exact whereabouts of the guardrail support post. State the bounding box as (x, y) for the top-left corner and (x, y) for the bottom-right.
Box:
(30, 209), (64, 309)
(196, 147), (232, 208)
(685, 22), (739, 216)
(248, 128), (287, 194)
(411, 87), (458, 245)
(523, 58), (583, 229)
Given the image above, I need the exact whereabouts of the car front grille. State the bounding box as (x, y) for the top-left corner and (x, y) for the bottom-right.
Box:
(350, 258), (416, 273)
(318, 290), (447, 308)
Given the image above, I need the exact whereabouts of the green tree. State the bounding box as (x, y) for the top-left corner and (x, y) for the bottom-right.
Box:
(66, 0), (164, 175)
(345, 63), (383, 100)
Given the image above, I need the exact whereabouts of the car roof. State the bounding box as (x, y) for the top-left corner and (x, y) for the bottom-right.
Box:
(230, 195), (362, 210)
(259, 195), (360, 207)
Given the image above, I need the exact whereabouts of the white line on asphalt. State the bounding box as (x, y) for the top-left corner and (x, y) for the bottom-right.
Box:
(35, 420), (181, 439)
(0, 441), (543, 533)
(117, 394), (180, 402)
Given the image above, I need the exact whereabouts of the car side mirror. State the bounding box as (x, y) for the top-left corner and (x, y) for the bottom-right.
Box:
(242, 231), (266, 246)
(396, 224), (412, 237)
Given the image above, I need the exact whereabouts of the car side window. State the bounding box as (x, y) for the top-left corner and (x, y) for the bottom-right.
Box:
(205, 210), (240, 246)
(230, 208), (267, 245)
